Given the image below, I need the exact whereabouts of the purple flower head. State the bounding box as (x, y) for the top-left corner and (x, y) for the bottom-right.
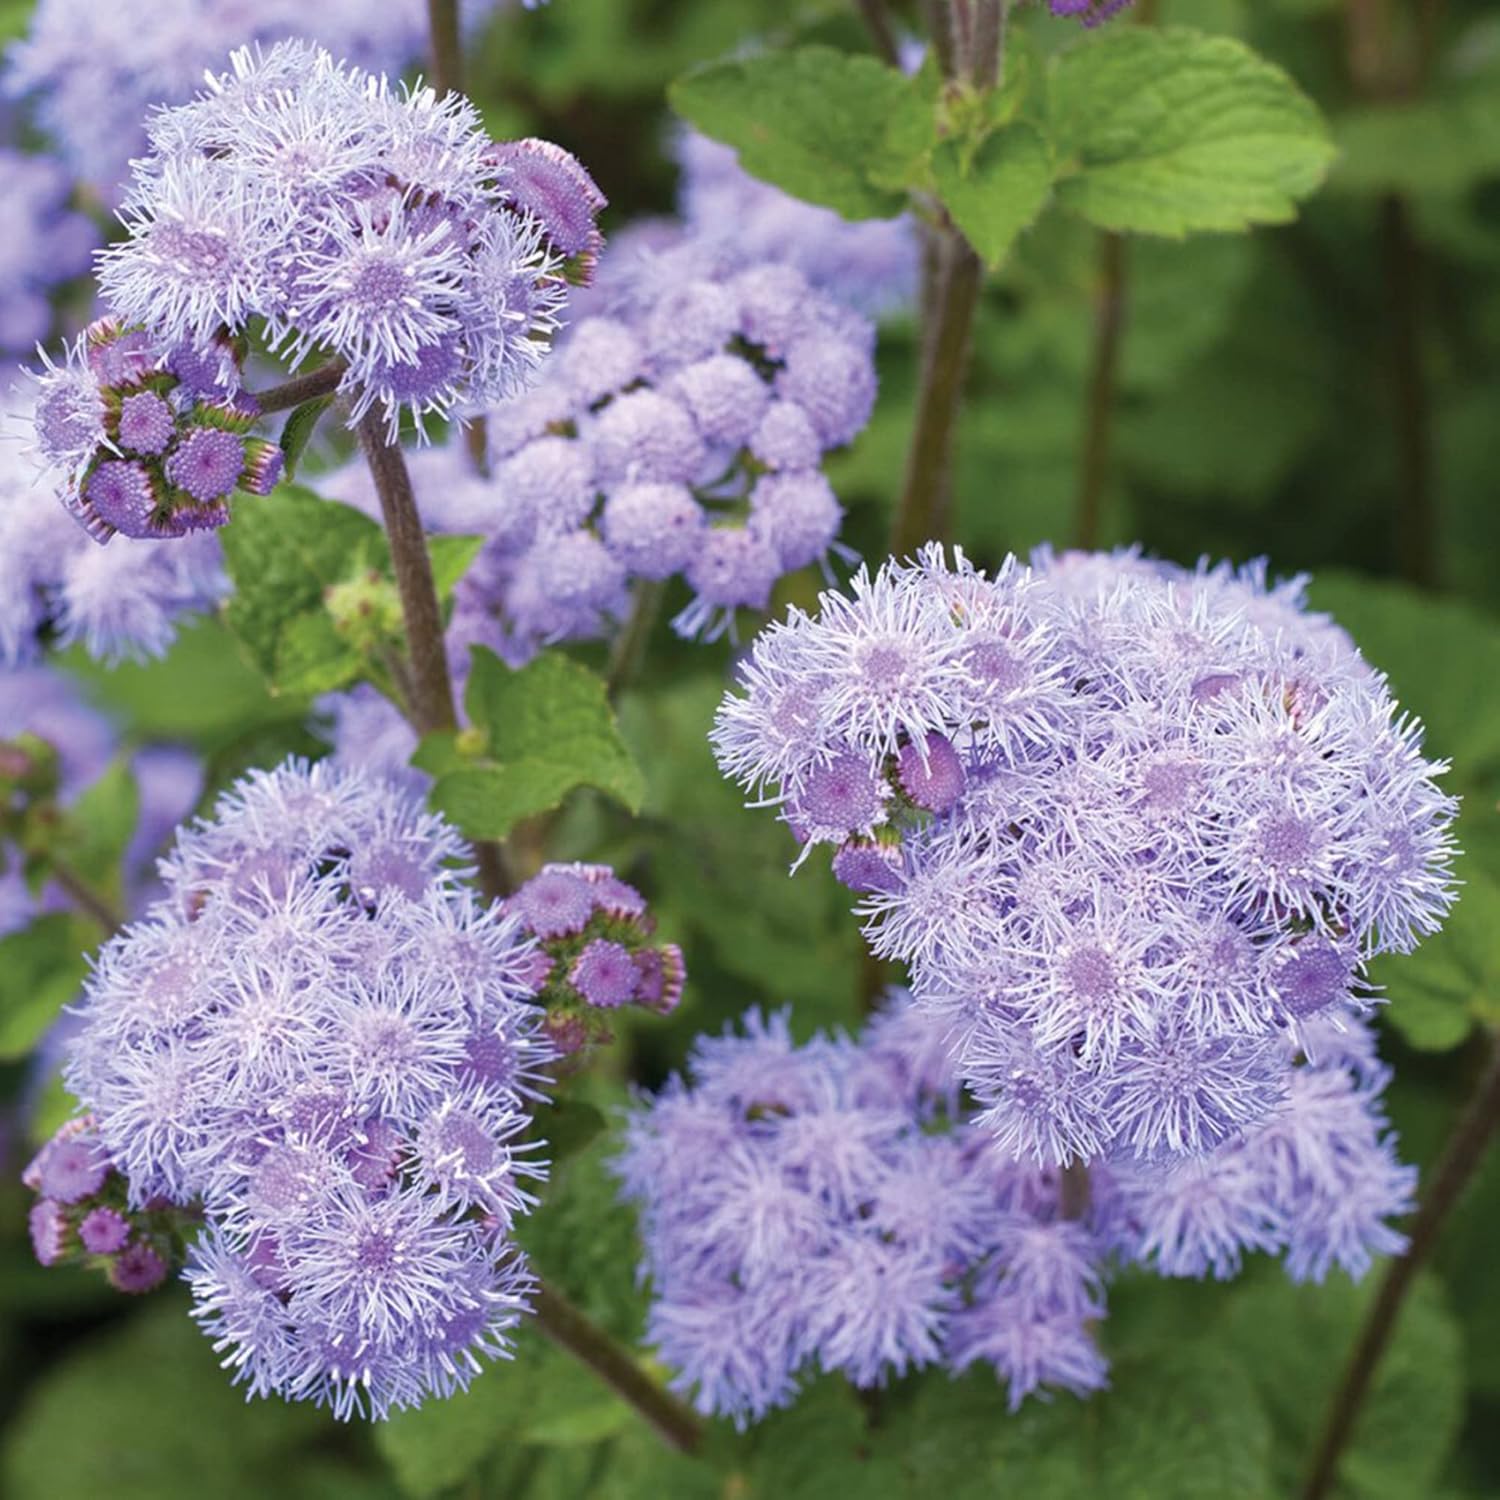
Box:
(78, 1207), (131, 1255)
(570, 939), (640, 1009)
(116, 390), (175, 455)
(0, 149), (98, 355)
(83, 40), (591, 439)
(29, 1200), (70, 1267)
(164, 425), (245, 503)
(56, 758), (555, 1416)
(714, 545), (1458, 1182)
(617, 994), (1109, 1422)
(1048, 0), (1136, 24)
(81, 461), (161, 541)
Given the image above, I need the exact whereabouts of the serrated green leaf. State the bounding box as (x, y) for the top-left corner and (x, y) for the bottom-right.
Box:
(273, 609), (361, 697)
(276, 393), (336, 480)
(1048, 27), (1334, 236)
(432, 649), (644, 839)
(933, 123), (1053, 268)
(222, 484), (384, 691)
(669, 46), (911, 220)
(865, 50), (942, 193)
(0, 914), (95, 1060)
(411, 729), (467, 778)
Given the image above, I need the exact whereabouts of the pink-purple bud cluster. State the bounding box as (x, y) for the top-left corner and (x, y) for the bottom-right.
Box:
(23, 1117), (178, 1294)
(507, 862), (686, 1055)
(30, 319), (281, 541)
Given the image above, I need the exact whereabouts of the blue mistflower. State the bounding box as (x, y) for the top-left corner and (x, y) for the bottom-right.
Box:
(60, 759), (555, 1418)
(713, 546), (1458, 1174)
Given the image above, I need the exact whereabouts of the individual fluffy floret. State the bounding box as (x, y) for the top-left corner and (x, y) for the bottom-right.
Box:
(59, 759), (556, 1418)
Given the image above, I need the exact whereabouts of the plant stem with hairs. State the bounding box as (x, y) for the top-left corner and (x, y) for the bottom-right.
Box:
(426, 0), (464, 95)
(1072, 232), (1128, 550)
(533, 1284), (702, 1455)
(252, 359), (348, 415)
(49, 862), (124, 936)
(606, 580), (666, 702)
(889, 1), (1006, 555)
(1301, 1032), (1500, 1500)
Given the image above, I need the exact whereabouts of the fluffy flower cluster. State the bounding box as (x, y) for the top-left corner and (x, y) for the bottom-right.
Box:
(1, 385), (223, 664)
(61, 759), (556, 1418)
(448, 237), (878, 658)
(617, 999), (1106, 1425)
(24, 1117), (176, 1294)
(673, 131), (918, 318)
(506, 862), (685, 1054)
(90, 41), (596, 437)
(0, 146), (97, 353)
(619, 997), (1413, 1426)
(712, 547), (1458, 1174)
(4, 0), (544, 194)
(30, 318), (283, 539)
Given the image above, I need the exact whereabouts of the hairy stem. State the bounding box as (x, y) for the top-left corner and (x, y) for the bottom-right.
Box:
(356, 414), (460, 737)
(972, 0), (1005, 89)
(1071, 232), (1128, 551)
(854, 0), (901, 66)
(1301, 1033), (1500, 1500)
(890, 233), (984, 555)
(49, 862), (124, 936)
(533, 1283), (702, 1454)
(253, 359), (348, 415)
(426, 0), (464, 96)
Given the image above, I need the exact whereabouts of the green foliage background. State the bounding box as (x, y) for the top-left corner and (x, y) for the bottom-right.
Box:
(2, 1), (1499, 1496)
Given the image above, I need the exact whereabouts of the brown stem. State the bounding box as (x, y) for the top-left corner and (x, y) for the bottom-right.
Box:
(356, 413), (459, 737)
(532, 1282), (702, 1455)
(1059, 1161), (1091, 1221)
(252, 360), (348, 415)
(49, 862), (124, 936)
(971, 0), (1005, 90)
(855, 0), (902, 66)
(921, 0), (958, 78)
(1301, 1033), (1500, 1500)
(1071, 232), (1128, 551)
(1379, 193), (1437, 587)
(890, 233), (984, 555)
(426, 0), (464, 96)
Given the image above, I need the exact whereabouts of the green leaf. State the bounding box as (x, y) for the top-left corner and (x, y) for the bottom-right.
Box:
(428, 534), (485, 602)
(0, 914), (95, 1061)
(53, 758), (139, 908)
(1334, 77), (1500, 198)
(221, 484), (384, 692)
(1048, 27), (1334, 236)
(375, 1327), (632, 1498)
(273, 610), (361, 698)
(669, 46), (911, 220)
(933, 123), (1054, 268)
(2, 1297), (323, 1500)
(276, 394), (336, 481)
(875, 1342), (1274, 1498)
(1221, 1270), (1464, 1500)
(430, 649), (644, 840)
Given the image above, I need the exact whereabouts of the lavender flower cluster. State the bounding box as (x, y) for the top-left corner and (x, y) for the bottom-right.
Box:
(60, 759), (557, 1418)
(618, 994), (1414, 1425)
(445, 238), (877, 659)
(30, 317), (283, 540)
(712, 547), (1457, 1176)
(0, 146), (97, 354)
(1, 383), (224, 664)
(85, 40), (591, 441)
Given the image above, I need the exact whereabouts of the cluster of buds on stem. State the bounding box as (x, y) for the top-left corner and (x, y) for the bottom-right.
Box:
(507, 862), (685, 1056)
